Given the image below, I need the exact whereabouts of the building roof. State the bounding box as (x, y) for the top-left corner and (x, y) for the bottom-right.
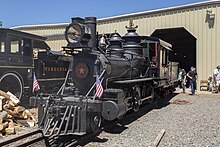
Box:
(98, 0), (220, 22)
(11, 0), (220, 30)
(0, 28), (46, 40)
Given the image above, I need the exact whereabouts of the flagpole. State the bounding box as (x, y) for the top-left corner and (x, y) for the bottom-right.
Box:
(57, 69), (71, 95)
(57, 59), (73, 95)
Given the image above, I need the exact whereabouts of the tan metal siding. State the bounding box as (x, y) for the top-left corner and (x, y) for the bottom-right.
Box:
(216, 5), (220, 69)
(46, 39), (67, 51)
(15, 2), (220, 87)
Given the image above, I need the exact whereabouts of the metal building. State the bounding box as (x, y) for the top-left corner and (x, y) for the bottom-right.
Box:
(12, 0), (220, 88)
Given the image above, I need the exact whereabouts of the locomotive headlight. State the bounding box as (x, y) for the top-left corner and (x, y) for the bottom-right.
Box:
(65, 22), (91, 45)
(65, 24), (82, 43)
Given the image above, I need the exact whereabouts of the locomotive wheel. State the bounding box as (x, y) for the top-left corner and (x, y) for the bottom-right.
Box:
(133, 85), (141, 112)
(0, 73), (23, 99)
(86, 112), (101, 134)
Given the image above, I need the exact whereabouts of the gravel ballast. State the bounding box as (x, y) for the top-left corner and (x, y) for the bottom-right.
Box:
(85, 89), (220, 147)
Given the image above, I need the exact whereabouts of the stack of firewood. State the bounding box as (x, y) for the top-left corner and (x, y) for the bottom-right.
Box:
(0, 90), (36, 137)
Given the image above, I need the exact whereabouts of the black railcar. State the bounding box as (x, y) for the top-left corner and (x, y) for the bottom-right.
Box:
(31, 17), (179, 136)
(0, 28), (70, 101)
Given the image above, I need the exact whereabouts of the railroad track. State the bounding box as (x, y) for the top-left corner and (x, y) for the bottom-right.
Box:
(0, 127), (105, 147)
(0, 129), (50, 147)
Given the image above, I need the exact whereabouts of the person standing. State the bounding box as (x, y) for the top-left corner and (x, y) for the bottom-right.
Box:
(187, 67), (198, 95)
(213, 65), (220, 92)
(178, 68), (187, 93)
(208, 75), (213, 92)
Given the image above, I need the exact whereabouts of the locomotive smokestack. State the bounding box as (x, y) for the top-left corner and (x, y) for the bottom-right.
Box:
(85, 17), (97, 50)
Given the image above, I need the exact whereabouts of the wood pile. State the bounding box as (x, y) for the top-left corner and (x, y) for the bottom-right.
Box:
(0, 90), (36, 137)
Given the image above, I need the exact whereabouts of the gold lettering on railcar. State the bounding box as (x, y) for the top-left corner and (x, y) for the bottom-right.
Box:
(44, 67), (67, 72)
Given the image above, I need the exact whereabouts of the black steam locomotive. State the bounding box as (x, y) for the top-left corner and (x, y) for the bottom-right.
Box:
(0, 28), (70, 102)
(31, 17), (179, 136)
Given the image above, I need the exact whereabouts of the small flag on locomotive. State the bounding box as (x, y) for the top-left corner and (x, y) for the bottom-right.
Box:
(95, 75), (103, 98)
(33, 73), (40, 92)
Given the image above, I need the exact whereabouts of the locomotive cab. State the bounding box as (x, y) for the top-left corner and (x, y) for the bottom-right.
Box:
(0, 28), (48, 100)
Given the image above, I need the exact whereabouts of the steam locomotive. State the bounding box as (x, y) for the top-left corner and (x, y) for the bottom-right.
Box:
(31, 17), (179, 136)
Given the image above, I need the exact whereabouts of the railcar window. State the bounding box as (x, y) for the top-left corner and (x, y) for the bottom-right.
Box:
(11, 40), (19, 53)
(0, 42), (5, 53)
(22, 39), (32, 57)
(149, 43), (157, 66)
(162, 48), (168, 67)
(0, 37), (5, 53)
(10, 37), (21, 54)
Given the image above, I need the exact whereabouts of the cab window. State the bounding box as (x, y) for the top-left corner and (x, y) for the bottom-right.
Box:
(162, 48), (168, 67)
(11, 40), (20, 53)
(0, 40), (5, 53)
(22, 39), (32, 57)
(9, 36), (32, 57)
(9, 37), (21, 54)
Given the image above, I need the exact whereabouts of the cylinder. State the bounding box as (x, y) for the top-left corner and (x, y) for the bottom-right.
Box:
(102, 100), (127, 121)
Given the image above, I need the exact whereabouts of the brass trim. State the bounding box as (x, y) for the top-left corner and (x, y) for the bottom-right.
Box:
(38, 78), (65, 81)
(0, 66), (34, 69)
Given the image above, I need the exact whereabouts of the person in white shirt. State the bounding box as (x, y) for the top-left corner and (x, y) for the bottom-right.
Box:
(213, 65), (220, 92)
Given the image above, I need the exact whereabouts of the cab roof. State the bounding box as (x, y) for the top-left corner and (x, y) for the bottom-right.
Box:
(0, 28), (50, 49)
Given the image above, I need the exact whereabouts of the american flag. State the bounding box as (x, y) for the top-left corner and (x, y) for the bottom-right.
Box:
(33, 73), (40, 92)
(95, 75), (103, 98)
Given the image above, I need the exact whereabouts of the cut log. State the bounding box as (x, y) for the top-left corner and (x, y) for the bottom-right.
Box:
(0, 111), (8, 123)
(7, 100), (16, 109)
(0, 96), (3, 111)
(5, 120), (15, 135)
(8, 119), (14, 127)
(0, 90), (10, 99)
(5, 127), (15, 135)
(14, 125), (22, 133)
(22, 110), (36, 122)
(22, 110), (29, 119)
(0, 122), (9, 131)
(14, 106), (25, 114)
(7, 114), (13, 119)
(3, 105), (26, 119)
(6, 91), (20, 105)
(3, 105), (16, 117)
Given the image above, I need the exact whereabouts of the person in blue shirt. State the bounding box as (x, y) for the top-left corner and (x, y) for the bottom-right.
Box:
(187, 67), (198, 95)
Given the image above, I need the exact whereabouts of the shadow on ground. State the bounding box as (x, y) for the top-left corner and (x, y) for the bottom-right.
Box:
(104, 92), (178, 134)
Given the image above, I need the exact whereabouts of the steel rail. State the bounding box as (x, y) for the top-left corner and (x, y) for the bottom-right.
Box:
(0, 129), (49, 147)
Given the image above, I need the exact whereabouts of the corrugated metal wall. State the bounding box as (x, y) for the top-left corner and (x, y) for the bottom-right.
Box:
(97, 3), (220, 84)
(14, 1), (220, 87)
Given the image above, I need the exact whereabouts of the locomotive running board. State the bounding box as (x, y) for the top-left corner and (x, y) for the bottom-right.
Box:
(113, 77), (154, 84)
